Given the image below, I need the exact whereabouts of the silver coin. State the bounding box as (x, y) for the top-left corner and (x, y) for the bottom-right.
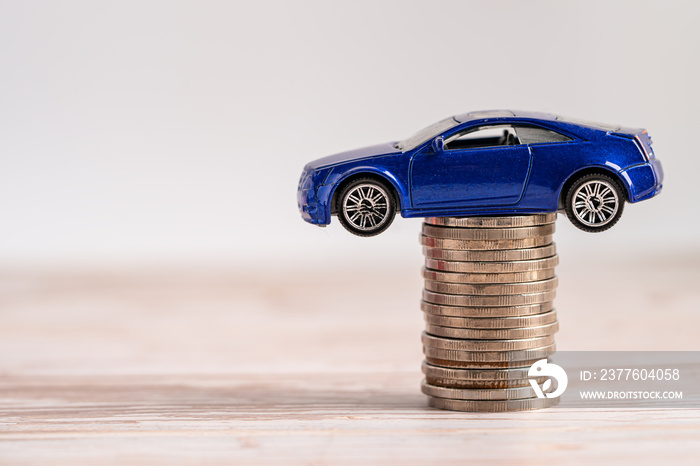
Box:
(420, 235), (553, 250)
(422, 223), (555, 240)
(424, 277), (558, 296)
(422, 289), (556, 306)
(422, 332), (556, 351)
(422, 361), (535, 381)
(425, 356), (555, 369)
(422, 267), (555, 284)
(424, 343), (557, 367)
(423, 343), (557, 363)
(425, 256), (559, 274)
(423, 244), (557, 262)
(427, 395), (559, 412)
(425, 321), (559, 340)
(421, 380), (538, 400)
(424, 341), (557, 365)
(425, 214), (557, 228)
(424, 376), (543, 389)
(422, 362), (550, 388)
(424, 310), (557, 329)
(421, 300), (554, 317)
(424, 354), (556, 368)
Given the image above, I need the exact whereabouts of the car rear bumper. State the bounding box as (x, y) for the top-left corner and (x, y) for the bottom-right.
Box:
(620, 159), (663, 202)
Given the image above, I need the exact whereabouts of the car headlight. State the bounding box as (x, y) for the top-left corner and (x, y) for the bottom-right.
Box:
(300, 172), (313, 190)
(311, 167), (332, 187)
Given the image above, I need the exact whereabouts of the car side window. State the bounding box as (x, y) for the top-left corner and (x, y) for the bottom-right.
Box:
(445, 125), (520, 150)
(515, 126), (572, 144)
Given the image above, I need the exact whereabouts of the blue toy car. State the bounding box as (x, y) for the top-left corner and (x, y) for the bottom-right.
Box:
(297, 110), (663, 237)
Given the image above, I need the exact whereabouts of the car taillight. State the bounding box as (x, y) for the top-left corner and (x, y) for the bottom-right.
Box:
(634, 131), (655, 161)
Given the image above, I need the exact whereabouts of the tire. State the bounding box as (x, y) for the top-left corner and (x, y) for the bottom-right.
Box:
(336, 178), (396, 237)
(565, 173), (625, 232)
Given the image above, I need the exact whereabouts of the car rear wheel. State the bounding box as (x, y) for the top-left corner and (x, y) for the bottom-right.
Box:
(337, 178), (396, 237)
(565, 174), (625, 232)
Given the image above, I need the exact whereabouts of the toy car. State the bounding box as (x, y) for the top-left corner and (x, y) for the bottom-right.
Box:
(297, 110), (663, 237)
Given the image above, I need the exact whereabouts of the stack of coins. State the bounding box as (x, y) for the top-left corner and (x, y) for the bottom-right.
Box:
(420, 214), (559, 412)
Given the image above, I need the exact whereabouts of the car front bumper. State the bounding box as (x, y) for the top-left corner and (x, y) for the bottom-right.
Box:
(297, 170), (332, 225)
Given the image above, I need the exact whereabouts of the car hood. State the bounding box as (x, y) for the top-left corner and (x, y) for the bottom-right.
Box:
(304, 142), (401, 170)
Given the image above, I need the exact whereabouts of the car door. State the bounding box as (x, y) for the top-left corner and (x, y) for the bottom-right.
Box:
(512, 124), (578, 208)
(410, 124), (531, 209)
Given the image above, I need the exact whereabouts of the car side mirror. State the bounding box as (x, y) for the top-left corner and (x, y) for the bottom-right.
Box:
(432, 136), (445, 153)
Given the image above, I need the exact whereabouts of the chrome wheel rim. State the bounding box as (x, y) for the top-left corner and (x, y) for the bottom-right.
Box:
(572, 179), (619, 227)
(342, 183), (390, 231)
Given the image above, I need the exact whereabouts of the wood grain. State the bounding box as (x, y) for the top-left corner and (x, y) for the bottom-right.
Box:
(1, 253), (699, 464)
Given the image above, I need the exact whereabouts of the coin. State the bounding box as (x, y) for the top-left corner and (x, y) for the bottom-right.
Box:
(422, 363), (547, 389)
(419, 214), (560, 412)
(425, 256), (559, 273)
(421, 301), (554, 317)
(422, 267), (555, 284)
(425, 214), (557, 228)
(425, 354), (556, 369)
(423, 277), (558, 296)
(422, 289), (556, 306)
(425, 376), (541, 389)
(423, 223), (556, 241)
(421, 380), (538, 400)
(423, 343), (557, 363)
(425, 321), (559, 340)
(422, 361), (534, 380)
(420, 235), (553, 250)
(422, 333), (556, 351)
(427, 396), (558, 412)
(423, 244), (557, 262)
(421, 362), (549, 388)
(423, 310), (557, 328)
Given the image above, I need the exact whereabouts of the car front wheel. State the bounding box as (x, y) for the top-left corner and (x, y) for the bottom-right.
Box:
(337, 178), (396, 237)
(565, 174), (625, 232)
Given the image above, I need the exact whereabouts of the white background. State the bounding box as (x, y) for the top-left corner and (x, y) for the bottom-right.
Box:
(1, 0), (698, 267)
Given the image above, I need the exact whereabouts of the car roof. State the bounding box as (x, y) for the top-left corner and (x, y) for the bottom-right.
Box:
(454, 110), (556, 123)
(453, 110), (624, 133)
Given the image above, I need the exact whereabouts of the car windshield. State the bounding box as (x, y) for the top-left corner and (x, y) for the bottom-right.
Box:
(395, 117), (460, 151)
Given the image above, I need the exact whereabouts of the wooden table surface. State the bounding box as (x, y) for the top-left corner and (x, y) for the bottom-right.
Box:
(1, 251), (699, 464)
